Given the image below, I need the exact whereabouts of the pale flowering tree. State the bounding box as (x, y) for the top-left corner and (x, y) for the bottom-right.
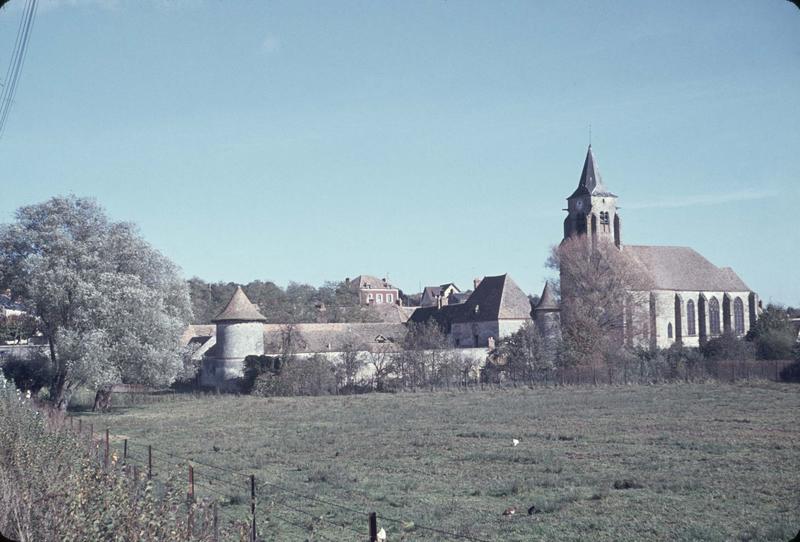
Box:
(0, 196), (192, 409)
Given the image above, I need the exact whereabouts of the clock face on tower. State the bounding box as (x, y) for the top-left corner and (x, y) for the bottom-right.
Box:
(576, 200), (584, 211)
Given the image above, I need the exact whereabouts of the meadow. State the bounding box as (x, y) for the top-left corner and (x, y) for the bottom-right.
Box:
(73, 383), (800, 542)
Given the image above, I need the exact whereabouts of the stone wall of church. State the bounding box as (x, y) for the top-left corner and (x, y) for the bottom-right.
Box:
(648, 289), (755, 349)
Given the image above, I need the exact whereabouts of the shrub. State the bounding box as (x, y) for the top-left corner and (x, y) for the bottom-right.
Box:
(701, 332), (755, 362)
(252, 355), (337, 397)
(0, 348), (53, 394)
(746, 305), (796, 360)
(0, 374), (243, 541)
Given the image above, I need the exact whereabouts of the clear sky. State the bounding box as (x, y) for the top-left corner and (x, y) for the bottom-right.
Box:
(1, 0), (798, 305)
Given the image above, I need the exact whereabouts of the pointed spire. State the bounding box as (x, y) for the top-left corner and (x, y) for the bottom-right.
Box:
(568, 145), (616, 199)
(534, 281), (559, 311)
(212, 286), (268, 322)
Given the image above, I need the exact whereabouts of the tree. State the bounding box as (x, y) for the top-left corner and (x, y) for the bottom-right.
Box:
(397, 320), (450, 388)
(335, 335), (365, 392)
(548, 237), (649, 374)
(745, 304), (797, 360)
(494, 322), (555, 383)
(0, 196), (192, 409)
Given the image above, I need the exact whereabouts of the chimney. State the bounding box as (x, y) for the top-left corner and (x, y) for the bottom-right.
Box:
(473, 277), (482, 290)
(345, 277), (350, 285)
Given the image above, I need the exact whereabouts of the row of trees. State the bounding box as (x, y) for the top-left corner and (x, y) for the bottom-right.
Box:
(188, 278), (380, 324)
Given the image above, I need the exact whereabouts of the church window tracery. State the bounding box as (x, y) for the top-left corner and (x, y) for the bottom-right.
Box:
(733, 297), (745, 335)
(686, 299), (696, 335)
(709, 297), (721, 335)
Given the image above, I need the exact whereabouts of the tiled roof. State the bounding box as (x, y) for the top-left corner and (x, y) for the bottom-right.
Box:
(568, 145), (616, 199)
(410, 274), (532, 326)
(347, 275), (396, 290)
(534, 282), (559, 311)
(262, 323), (407, 354)
(624, 245), (750, 292)
(212, 286), (268, 322)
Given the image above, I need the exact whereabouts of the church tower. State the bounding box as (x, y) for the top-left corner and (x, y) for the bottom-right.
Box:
(563, 145), (621, 248)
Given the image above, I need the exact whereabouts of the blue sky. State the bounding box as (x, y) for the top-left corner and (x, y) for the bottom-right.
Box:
(1, 0), (798, 305)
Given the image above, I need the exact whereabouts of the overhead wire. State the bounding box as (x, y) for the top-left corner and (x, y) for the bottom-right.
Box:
(0, 0), (38, 138)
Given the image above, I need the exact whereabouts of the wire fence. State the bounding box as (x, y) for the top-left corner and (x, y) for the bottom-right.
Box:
(51, 412), (495, 542)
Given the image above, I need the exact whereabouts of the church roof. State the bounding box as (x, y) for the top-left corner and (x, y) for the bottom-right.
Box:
(212, 286), (268, 323)
(624, 245), (750, 292)
(534, 281), (559, 311)
(568, 145), (617, 199)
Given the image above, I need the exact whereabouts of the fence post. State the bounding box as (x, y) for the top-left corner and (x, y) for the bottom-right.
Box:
(123, 438), (128, 461)
(148, 445), (152, 480)
(213, 501), (219, 542)
(369, 512), (377, 542)
(250, 474), (256, 542)
(188, 465), (195, 502)
(78, 418), (82, 434)
(104, 428), (109, 469)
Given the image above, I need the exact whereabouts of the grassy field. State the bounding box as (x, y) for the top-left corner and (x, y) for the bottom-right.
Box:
(73, 383), (800, 542)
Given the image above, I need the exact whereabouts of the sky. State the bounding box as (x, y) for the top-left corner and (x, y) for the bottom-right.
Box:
(1, 0), (798, 305)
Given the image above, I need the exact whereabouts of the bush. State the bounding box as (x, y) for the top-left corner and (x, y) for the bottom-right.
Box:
(746, 305), (797, 360)
(0, 349), (53, 394)
(700, 332), (755, 362)
(0, 374), (241, 541)
(252, 355), (337, 397)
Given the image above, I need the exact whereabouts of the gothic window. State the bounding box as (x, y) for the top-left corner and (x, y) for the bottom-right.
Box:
(709, 297), (721, 335)
(686, 299), (696, 336)
(600, 211), (610, 225)
(734, 297), (745, 335)
(667, 323), (673, 339)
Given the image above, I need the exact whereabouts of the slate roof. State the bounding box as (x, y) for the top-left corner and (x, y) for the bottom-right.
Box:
(624, 245), (751, 292)
(212, 286), (268, 322)
(534, 282), (559, 311)
(410, 274), (533, 326)
(347, 275), (396, 290)
(261, 322), (406, 354)
(568, 145), (617, 199)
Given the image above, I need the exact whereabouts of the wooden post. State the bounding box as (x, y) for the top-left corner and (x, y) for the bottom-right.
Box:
(148, 445), (152, 480)
(78, 418), (82, 434)
(250, 474), (256, 542)
(213, 501), (219, 542)
(368, 512), (377, 542)
(104, 428), (110, 468)
(188, 465), (195, 502)
(123, 439), (128, 461)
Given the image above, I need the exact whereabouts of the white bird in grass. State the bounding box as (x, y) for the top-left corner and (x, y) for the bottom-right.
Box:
(512, 438), (520, 447)
(377, 527), (387, 541)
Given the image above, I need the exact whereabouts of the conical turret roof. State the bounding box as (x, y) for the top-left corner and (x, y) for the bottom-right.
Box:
(212, 286), (268, 322)
(534, 281), (559, 311)
(568, 145), (616, 199)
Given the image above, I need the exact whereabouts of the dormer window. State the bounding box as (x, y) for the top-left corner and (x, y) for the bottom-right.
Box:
(474, 304), (480, 314)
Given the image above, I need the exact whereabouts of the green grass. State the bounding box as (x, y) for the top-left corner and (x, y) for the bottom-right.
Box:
(74, 382), (800, 541)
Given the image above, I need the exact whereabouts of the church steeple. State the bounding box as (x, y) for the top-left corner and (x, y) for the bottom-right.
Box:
(568, 145), (615, 199)
(563, 146), (621, 248)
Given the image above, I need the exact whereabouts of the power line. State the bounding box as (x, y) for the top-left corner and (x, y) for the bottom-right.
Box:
(0, 0), (38, 138)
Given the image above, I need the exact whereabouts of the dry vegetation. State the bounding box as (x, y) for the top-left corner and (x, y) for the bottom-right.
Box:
(74, 383), (800, 541)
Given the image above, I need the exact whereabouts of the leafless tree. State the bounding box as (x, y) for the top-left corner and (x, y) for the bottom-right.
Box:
(548, 237), (650, 379)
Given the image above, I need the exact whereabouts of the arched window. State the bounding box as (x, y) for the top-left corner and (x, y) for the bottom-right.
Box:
(667, 323), (673, 339)
(709, 297), (721, 335)
(734, 297), (745, 335)
(686, 299), (696, 336)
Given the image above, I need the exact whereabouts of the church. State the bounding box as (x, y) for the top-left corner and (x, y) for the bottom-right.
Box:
(560, 145), (758, 349)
